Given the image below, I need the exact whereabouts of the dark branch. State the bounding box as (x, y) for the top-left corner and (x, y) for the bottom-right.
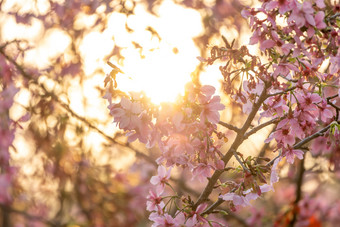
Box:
(244, 117), (280, 140)
(218, 121), (241, 133)
(192, 82), (270, 210)
(293, 124), (331, 149)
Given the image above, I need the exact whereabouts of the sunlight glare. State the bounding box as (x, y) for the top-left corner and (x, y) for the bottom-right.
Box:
(104, 1), (203, 104)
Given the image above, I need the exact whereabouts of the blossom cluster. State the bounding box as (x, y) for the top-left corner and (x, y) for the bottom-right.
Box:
(105, 0), (340, 225)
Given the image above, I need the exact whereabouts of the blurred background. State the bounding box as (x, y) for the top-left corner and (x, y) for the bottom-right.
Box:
(1, 0), (340, 226)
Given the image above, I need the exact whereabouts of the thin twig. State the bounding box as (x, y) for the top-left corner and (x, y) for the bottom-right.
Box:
(218, 121), (241, 133)
(293, 124), (331, 149)
(232, 149), (250, 171)
(267, 86), (297, 97)
(244, 117), (280, 140)
(266, 150), (282, 167)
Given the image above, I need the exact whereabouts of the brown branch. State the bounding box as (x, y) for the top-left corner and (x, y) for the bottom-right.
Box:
(293, 124), (331, 149)
(288, 157), (305, 227)
(244, 117), (280, 140)
(192, 82), (270, 210)
(267, 86), (297, 97)
(218, 121), (241, 133)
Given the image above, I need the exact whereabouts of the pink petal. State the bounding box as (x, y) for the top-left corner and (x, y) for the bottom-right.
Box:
(120, 97), (131, 110)
(315, 11), (326, 29)
(310, 93), (322, 103)
(293, 149), (304, 160)
(281, 43), (294, 55)
(233, 195), (245, 206)
(277, 119), (288, 129)
(305, 14), (315, 26)
(315, 0), (326, 8)
(150, 176), (159, 185)
(206, 111), (220, 124)
(260, 40), (276, 51)
(307, 27), (315, 38)
(196, 203), (208, 213)
(201, 85), (215, 97)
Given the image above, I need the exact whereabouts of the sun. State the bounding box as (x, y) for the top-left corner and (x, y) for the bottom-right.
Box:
(112, 45), (199, 104)
(102, 1), (203, 105)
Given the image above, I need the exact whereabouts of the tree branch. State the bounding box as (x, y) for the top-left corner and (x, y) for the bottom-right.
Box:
(293, 124), (331, 149)
(218, 121), (241, 133)
(288, 157), (305, 227)
(244, 117), (280, 140)
(192, 82), (270, 210)
(267, 86), (296, 97)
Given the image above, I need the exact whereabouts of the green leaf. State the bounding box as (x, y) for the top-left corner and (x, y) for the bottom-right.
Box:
(219, 210), (229, 216)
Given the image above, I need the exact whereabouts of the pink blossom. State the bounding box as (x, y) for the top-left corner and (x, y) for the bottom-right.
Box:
(241, 8), (251, 19)
(166, 133), (195, 160)
(249, 28), (262, 45)
(281, 43), (295, 55)
(318, 100), (334, 122)
(109, 97), (142, 130)
(288, 1), (315, 28)
(200, 85), (215, 101)
(151, 213), (176, 227)
(315, 0), (326, 8)
(150, 165), (172, 191)
(273, 62), (299, 78)
(125, 111), (152, 144)
(283, 146), (304, 164)
(186, 203), (208, 226)
(315, 11), (326, 29)
(192, 163), (213, 182)
(262, 96), (289, 118)
(270, 157), (281, 184)
(264, 0), (291, 14)
(219, 185), (273, 208)
(200, 95), (225, 124)
(277, 112), (305, 139)
(310, 136), (332, 155)
(266, 125), (295, 146)
(296, 93), (322, 111)
(260, 39), (276, 51)
(146, 187), (165, 212)
(220, 192), (251, 207)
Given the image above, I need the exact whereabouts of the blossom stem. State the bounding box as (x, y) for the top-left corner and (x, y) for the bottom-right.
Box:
(232, 149), (250, 171)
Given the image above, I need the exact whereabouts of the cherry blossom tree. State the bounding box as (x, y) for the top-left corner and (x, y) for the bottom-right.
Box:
(105, 0), (340, 226)
(1, 0), (340, 226)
